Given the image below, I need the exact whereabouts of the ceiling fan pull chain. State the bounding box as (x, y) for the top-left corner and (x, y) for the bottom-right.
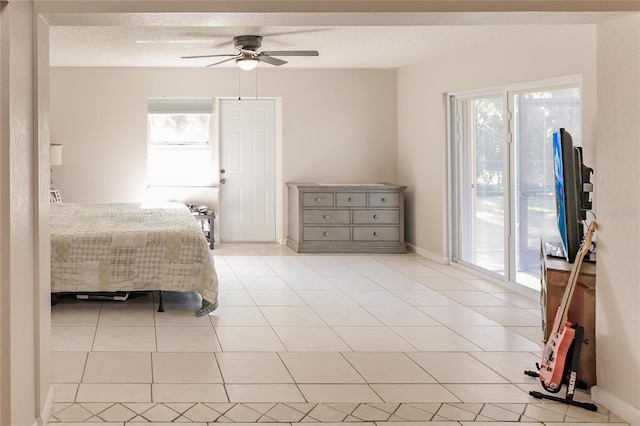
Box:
(238, 70), (241, 100)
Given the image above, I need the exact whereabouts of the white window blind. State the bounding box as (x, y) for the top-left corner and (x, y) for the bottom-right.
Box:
(148, 98), (213, 147)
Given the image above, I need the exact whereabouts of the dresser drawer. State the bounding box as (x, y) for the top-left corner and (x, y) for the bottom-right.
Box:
(303, 226), (350, 241)
(353, 226), (400, 241)
(303, 210), (350, 224)
(352, 209), (399, 224)
(303, 192), (334, 207)
(369, 193), (400, 207)
(336, 192), (366, 207)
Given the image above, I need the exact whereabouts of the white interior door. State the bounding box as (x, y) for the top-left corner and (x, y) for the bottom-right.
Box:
(219, 99), (276, 242)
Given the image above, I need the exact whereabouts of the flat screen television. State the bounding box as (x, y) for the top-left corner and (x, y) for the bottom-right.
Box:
(552, 128), (594, 263)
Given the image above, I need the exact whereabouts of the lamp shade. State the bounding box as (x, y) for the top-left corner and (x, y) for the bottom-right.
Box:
(236, 57), (259, 71)
(50, 144), (63, 166)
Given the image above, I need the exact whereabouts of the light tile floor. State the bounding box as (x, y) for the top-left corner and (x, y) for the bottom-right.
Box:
(50, 243), (627, 425)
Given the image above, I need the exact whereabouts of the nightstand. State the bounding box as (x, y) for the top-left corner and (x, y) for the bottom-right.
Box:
(193, 213), (215, 249)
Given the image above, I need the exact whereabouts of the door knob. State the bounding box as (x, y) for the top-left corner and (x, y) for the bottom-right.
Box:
(220, 169), (226, 174)
(220, 178), (226, 184)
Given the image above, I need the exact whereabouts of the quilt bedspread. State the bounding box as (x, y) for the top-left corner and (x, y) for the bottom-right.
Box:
(50, 202), (218, 305)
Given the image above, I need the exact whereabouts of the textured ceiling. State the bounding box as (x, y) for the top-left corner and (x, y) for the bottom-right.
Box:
(48, 11), (634, 68)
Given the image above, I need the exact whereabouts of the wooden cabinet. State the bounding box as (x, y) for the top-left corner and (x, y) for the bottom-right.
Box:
(541, 248), (596, 387)
(287, 183), (406, 253)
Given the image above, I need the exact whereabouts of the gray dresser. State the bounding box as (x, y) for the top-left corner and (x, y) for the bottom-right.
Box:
(286, 183), (407, 253)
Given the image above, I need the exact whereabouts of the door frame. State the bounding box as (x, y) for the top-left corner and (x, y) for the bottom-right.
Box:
(215, 97), (284, 244)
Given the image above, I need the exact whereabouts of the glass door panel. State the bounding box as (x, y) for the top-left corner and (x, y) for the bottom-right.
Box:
(458, 96), (506, 276)
(512, 88), (581, 288)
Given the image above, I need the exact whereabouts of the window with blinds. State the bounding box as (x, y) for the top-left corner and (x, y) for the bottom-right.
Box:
(147, 98), (215, 186)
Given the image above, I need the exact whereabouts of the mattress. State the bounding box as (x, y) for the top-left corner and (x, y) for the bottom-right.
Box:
(50, 202), (219, 310)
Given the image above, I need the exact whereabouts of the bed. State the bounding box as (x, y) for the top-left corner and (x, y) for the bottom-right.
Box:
(50, 202), (219, 316)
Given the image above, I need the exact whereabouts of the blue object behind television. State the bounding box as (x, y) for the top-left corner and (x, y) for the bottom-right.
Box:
(552, 128), (593, 263)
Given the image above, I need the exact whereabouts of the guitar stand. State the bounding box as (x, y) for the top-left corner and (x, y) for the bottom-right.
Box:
(525, 325), (598, 412)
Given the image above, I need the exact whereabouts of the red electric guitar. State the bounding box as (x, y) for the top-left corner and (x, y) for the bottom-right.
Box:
(537, 221), (597, 393)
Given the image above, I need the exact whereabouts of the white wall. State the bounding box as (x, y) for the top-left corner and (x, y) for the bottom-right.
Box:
(397, 25), (598, 260)
(50, 67), (398, 202)
(591, 14), (640, 424)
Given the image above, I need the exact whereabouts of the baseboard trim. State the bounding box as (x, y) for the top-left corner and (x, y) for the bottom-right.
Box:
(591, 386), (640, 426)
(406, 243), (449, 264)
(35, 385), (54, 426)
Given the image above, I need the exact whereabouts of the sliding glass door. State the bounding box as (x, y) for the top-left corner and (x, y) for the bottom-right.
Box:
(456, 95), (506, 277)
(452, 84), (581, 289)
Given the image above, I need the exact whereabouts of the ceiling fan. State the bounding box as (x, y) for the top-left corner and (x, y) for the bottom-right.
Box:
(180, 35), (319, 70)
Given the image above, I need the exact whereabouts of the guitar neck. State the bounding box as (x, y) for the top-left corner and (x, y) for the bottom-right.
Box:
(552, 222), (597, 335)
(553, 252), (586, 334)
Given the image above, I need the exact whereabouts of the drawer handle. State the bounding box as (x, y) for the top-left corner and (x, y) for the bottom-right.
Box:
(373, 214), (379, 219)
(324, 214), (330, 219)
(323, 231), (330, 237)
(373, 232), (379, 237)
(381, 197), (387, 203)
(316, 197), (322, 202)
(348, 197), (354, 202)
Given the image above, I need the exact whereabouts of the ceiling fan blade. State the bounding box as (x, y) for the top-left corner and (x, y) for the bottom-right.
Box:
(258, 55), (288, 66)
(260, 50), (319, 57)
(181, 53), (237, 59)
(205, 56), (241, 67)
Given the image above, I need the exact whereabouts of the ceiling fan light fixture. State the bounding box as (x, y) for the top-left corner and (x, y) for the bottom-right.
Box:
(182, 35), (318, 69)
(236, 56), (259, 71)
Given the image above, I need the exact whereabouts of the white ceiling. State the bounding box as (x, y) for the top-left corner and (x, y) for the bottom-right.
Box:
(48, 11), (634, 69)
